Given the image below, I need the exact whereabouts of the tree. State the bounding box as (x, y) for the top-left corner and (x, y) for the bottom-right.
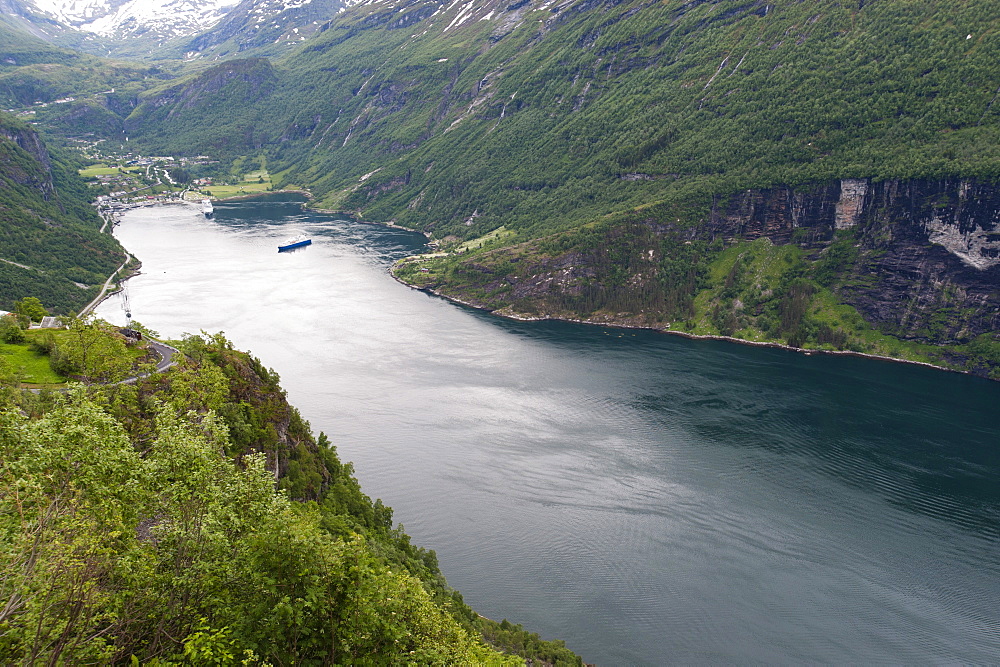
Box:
(50, 318), (131, 383)
(168, 167), (191, 184)
(0, 314), (25, 343)
(13, 297), (46, 325)
(0, 392), (522, 665)
(0, 389), (145, 664)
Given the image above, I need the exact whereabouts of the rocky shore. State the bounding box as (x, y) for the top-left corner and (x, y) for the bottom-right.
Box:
(390, 265), (971, 379)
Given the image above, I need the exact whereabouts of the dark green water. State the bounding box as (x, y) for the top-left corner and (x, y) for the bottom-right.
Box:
(99, 199), (1000, 665)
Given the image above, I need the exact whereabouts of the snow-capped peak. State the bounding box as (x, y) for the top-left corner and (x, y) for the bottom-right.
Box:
(27, 0), (236, 39)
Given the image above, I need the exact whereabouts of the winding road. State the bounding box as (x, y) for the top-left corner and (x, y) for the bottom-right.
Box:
(148, 340), (179, 372)
(117, 339), (180, 385)
(79, 253), (132, 317)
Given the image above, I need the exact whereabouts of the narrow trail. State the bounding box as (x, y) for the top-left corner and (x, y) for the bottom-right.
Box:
(0, 257), (36, 271)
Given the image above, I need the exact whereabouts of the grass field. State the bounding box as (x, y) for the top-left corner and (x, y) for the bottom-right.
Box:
(79, 164), (144, 177)
(454, 226), (516, 252)
(79, 165), (124, 177)
(0, 340), (66, 385)
(202, 182), (273, 198)
(201, 170), (273, 199)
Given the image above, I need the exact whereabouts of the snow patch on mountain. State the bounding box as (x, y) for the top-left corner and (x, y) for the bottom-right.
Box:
(28, 0), (237, 39)
(86, 0), (235, 37)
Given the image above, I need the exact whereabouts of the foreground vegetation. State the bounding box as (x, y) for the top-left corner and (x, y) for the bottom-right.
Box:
(0, 328), (583, 664)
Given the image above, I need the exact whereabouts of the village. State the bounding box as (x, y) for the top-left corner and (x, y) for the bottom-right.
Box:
(80, 148), (217, 210)
(75, 144), (277, 213)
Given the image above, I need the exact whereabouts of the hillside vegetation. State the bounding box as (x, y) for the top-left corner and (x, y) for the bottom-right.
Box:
(111, 0), (1000, 375)
(127, 0), (1000, 227)
(0, 21), (170, 127)
(0, 113), (125, 313)
(0, 331), (583, 664)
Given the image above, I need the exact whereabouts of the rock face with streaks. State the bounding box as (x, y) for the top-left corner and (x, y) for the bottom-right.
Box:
(834, 178), (869, 230)
(706, 178), (1000, 343)
(0, 117), (54, 199)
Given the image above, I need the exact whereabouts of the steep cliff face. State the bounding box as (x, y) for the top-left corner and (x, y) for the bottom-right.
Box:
(396, 175), (1000, 377)
(706, 178), (1000, 344)
(0, 117), (54, 199)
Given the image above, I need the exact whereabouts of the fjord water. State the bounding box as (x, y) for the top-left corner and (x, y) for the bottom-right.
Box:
(97, 199), (1000, 665)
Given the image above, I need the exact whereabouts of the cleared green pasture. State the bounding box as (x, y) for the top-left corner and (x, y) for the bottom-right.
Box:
(79, 164), (145, 177)
(0, 340), (66, 385)
(203, 181), (272, 198)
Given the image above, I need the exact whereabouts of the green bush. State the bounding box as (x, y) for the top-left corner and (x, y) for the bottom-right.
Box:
(0, 315), (24, 343)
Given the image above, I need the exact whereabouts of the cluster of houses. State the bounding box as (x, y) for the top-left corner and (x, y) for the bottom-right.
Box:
(118, 155), (216, 168)
(95, 192), (183, 208)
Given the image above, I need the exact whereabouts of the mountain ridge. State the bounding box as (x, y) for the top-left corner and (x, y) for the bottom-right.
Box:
(3, 0), (346, 59)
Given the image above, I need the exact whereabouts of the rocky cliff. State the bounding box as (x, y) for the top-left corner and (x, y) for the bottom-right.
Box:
(396, 175), (1000, 376)
(706, 178), (1000, 344)
(0, 117), (54, 199)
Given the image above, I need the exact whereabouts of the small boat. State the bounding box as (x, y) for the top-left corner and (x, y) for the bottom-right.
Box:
(278, 234), (312, 252)
(201, 199), (214, 218)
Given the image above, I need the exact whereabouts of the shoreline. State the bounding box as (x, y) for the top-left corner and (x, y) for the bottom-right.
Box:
(80, 258), (143, 317)
(310, 208), (435, 240)
(209, 188), (313, 202)
(389, 268), (971, 379)
(108, 189), (973, 379)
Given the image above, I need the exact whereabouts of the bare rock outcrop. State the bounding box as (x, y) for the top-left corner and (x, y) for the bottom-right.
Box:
(706, 177), (1000, 343)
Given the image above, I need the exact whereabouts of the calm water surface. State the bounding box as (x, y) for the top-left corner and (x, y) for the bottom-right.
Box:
(97, 199), (1000, 665)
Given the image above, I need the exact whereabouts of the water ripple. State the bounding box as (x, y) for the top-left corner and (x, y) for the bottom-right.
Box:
(98, 203), (1000, 666)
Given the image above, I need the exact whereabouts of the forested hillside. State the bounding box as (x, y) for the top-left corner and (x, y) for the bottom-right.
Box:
(126, 0), (1000, 227)
(0, 113), (124, 313)
(125, 58), (279, 153)
(108, 0), (1000, 375)
(0, 331), (583, 664)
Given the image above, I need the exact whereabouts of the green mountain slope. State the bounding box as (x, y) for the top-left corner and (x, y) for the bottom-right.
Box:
(119, 0), (1000, 376)
(0, 112), (125, 313)
(125, 58), (279, 153)
(127, 0), (1000, 219)
(0, 17), (80, 68)
(0, 20), (174, 143)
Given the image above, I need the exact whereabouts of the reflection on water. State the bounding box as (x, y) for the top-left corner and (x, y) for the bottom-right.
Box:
(98, 200), (1000, 665)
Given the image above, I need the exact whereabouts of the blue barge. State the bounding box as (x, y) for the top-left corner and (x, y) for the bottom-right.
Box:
(278, 235), (312, 252)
